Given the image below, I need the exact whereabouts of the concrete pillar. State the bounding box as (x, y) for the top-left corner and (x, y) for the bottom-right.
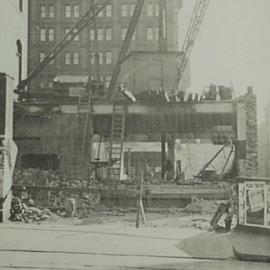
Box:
(166, 135), (175, 180)
(161, 133), (166, 180)
(0, 73), (17, 222)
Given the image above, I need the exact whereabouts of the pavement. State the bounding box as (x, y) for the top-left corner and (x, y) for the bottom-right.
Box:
(0, 221), (269, 269)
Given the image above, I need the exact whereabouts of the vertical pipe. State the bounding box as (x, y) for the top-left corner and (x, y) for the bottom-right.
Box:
(161, 132), (166, 180)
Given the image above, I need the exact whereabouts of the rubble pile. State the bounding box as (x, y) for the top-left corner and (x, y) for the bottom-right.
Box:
(13, 168), (102, 217)
(10, 197), (60, 223)
(13, 168), (99, 188)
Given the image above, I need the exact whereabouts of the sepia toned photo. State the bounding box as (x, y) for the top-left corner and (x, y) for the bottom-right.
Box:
(0, 0), (269, 269)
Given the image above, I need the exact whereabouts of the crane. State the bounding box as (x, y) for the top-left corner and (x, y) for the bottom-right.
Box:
(107, 0), (145, 99)
(177, 0), (209, 88)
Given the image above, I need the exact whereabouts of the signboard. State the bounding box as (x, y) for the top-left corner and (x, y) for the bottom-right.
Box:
(245, 182), (265, 226)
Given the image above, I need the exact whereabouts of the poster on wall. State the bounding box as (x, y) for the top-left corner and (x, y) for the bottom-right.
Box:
(245, 182), (265, 226)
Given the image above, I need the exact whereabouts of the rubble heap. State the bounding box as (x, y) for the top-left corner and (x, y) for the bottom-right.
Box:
(13, 168), (101, 218)
(10, 197), (60, 223)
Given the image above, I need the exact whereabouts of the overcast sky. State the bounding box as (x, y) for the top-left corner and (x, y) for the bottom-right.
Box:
(178, 0), (270, 122)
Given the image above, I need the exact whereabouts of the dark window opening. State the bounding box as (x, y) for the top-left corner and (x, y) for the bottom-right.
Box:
(19, 0), (23, 12)
(16, 39), (22, 84)
(21, 154), (60, 170)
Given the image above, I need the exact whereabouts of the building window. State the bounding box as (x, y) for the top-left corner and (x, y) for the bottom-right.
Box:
(122, 27), (135, 41)
(98, 52), (103, 64)
(65, 28), (71, 40)
(147, 3), (153, 16)
(105, 28), (112, 41)
(130, 3), (136, 16)
(105, 52), (112, 64)
(65, 28), (79, 41)
(121, 4), (128, 17)
(97, 28), (103, 41)
(48, 5), (55, 18)
(155, 3), (159, 16)
(89, 29), (95, 40)
(74, 5), (80, 18)
(105, 76), (111, 87)
(65, 52), (71, 65)
(39, 52), (46, 63)
(65, 52), (79, 65)
(146, 27), (153, 40)
(73, 52), (79, 65)
(73, 29), (79, 41)
(146, 27), (158, 40)
(48, 28), (54, 41)
(97, 5), (104, 17)
(65, 5), (72, 18)
(106, 4), (112, 17)
(40, 5), (46, 18)
(90, 52), (95, 64)
(40, 28), (46, 41)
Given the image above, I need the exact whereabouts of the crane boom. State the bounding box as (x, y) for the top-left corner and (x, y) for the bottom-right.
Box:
(107, 0), (145, 99)
(177, 0), (209, 88)
(18, 0), (111, 90)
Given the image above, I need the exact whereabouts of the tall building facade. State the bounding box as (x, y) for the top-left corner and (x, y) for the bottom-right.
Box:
(27, 0), (183, 92)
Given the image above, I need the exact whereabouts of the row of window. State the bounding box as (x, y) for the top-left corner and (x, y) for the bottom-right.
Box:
(41, 4), (80, 18)
(40, 4), (111, 19)
(89, 28), (112, 41)
(39, 2), (159, 19)
(39, 26), (157, 42)
(90, 52), (112, 65)
(39, 51), (113, 65)
(121, 2), (159, 17)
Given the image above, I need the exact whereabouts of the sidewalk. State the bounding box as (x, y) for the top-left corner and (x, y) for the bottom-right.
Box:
(179, 228), (270, 259)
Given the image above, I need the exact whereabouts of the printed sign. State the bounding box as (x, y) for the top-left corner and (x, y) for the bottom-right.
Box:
(248, 189), (264, 212)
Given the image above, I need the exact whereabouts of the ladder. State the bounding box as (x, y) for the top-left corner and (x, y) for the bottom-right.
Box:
(108, 104), (126, 181)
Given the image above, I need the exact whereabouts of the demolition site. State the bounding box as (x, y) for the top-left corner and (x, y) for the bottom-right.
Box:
(0, 0), (270, 269)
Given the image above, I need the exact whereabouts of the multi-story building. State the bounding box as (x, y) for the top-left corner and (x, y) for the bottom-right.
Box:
(27, 0), (184, 92)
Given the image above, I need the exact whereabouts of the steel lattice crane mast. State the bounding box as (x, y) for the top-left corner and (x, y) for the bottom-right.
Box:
(177, 0), (209, 88)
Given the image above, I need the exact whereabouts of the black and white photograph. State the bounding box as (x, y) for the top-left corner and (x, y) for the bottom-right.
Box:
(0, 0), (270, 269)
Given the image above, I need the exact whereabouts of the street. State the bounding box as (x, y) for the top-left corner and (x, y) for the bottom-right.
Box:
(0, 222), (269, 270)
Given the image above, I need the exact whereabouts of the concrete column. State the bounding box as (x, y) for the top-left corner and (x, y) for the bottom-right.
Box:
(161, 133), (166, 180)
(166, 135), (175, 180)
(0, 73), (17, 222)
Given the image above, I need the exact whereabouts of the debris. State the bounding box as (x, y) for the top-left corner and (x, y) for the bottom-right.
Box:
(9, 197), (59, 223)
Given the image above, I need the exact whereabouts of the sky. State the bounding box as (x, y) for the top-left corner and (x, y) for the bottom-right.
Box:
(178, 0), (270, 122)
